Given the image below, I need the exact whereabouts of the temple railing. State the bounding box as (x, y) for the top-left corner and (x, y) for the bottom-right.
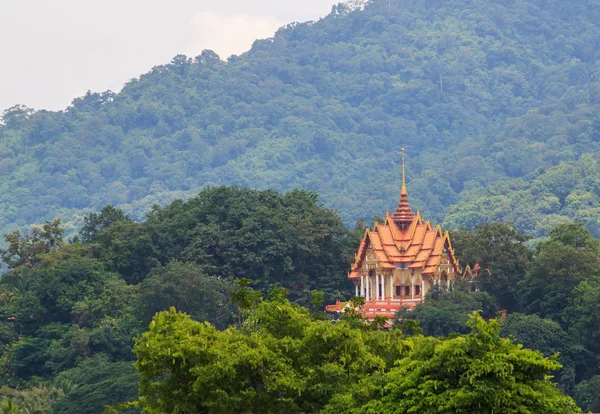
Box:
(325, 298), (421, 318)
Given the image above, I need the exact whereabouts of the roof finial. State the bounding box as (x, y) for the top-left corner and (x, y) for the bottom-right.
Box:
(393, 148), (414, 227)
(401, 148), (407, 195)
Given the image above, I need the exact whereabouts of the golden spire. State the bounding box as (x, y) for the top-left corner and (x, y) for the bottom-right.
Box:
(401, 148), (407, 195)
(393, 148), (414, 227)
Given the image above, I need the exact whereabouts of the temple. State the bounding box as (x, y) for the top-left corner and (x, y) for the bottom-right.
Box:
(326, 149), (461, 320)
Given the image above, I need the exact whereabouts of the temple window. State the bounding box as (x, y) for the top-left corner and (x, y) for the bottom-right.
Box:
(415, 285), (421, 296)
(396, 286), (401, 297)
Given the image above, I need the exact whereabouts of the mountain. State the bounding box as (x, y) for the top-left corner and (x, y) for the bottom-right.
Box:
(2, 0), (600, 238)
(446, 154), (600, 238)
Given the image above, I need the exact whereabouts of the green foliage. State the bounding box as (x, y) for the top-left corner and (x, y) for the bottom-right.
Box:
(6, 323), (71, 379)
(80, 205), (130, 244)
(231, 278), (262, 329)
(447, 155), (600, 238)
(0, 220), (63, 270)
(72, 279), (138, 327)
(31, 256), (119, 323)
(500, 313), (586, 394)
(0, 195), (595, 410)
(131, 297), (578, 413)
(51, 356), (139, 414)
(574, 375), (600, 413)
(564, 276), (600, 355)
(0, 185), (375, 410)
(0, 386), (63, 414)
(137, 261), (235, 329)
(95, 186), (354, 302)
(132, 301), (401, 412)
(518, 223), (600, 323)
(451, 223), (530, 311)
(93, 220), (160, 284)
(0, 288), (44, 337)
(0, 184), (369, 411)
(395, 280), (498, 337)
(326, 313), (580, 413)
(3, 0), (600, 242)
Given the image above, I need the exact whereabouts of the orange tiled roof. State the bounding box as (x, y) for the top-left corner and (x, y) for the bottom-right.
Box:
(350, 191), (460, 278)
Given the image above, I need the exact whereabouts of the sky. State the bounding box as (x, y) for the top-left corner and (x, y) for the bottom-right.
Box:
(0, 0), (339, 113)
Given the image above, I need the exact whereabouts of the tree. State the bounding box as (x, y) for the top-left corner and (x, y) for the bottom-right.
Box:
(96, 187), (354, 301)
(94, 220), (160, 284)
(7, 323), (70, 379)
(394, 279), (497, 337)
(51, 356), (139, 414)
(500, 313), (586, 394)
(325, 313), (581, 413)
(1, 104), (34, 129)
(451, 223), (531, 311)
(137, 261), (236, 329)
(0, 386), (63, 414)
(549, 222), (600, 252)
(1, 219), (64, 270)
(130, 294), (399, 413)
(519, 223), (600, 323)
(79, 205), (130, 244)
(129, 293), (578, 413)
(32, 256), (118, 323)
(132, 308), (301, 413)
(564, 276), (600, 355)
(574, 375), (600, 413)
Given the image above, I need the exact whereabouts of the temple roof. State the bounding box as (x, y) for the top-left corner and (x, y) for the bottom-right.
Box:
(349, 212), (459, 278)
(348, 149), (460, 279)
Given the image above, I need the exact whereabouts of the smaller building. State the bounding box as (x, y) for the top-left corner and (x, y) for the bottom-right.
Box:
(327, 150), (461, 320)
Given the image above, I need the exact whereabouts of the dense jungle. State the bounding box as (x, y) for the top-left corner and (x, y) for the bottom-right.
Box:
(2, 0), (600, 412)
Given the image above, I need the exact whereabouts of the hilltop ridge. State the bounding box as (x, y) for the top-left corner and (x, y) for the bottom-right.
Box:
(1, 0), (600, 237)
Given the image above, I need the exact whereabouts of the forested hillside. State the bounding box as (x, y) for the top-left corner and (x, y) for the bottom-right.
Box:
(446, 153), (600, 238)
(1, 189), (597, 412)
(0, 188), (359, 413)
(2, 0), (600, 238)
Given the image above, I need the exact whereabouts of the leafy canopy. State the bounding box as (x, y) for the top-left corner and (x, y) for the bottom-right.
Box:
(129, 292), (578, 413)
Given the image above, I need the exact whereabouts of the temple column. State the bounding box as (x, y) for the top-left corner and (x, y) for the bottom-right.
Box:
(375, 274), (379, 299)
(360, 276), (364, 297)
(389, 274), (393, 299)
(411, 274), (414, 299)
(447, 279), (450, 289)
(401, 271), (405, 298)
(372, 274), (375, 300)
(367, 275), (371, 301)
(421, 280), (425, 302)
(381, 274), (385, 299)
(355, 284), (359, 297)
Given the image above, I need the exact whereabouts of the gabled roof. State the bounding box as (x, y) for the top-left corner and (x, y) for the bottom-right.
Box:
(350, 192), (459, 278)
(348, 150), (461, 279)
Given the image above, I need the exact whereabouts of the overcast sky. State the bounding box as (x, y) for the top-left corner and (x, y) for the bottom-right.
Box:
(0, 0), (339, 112)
